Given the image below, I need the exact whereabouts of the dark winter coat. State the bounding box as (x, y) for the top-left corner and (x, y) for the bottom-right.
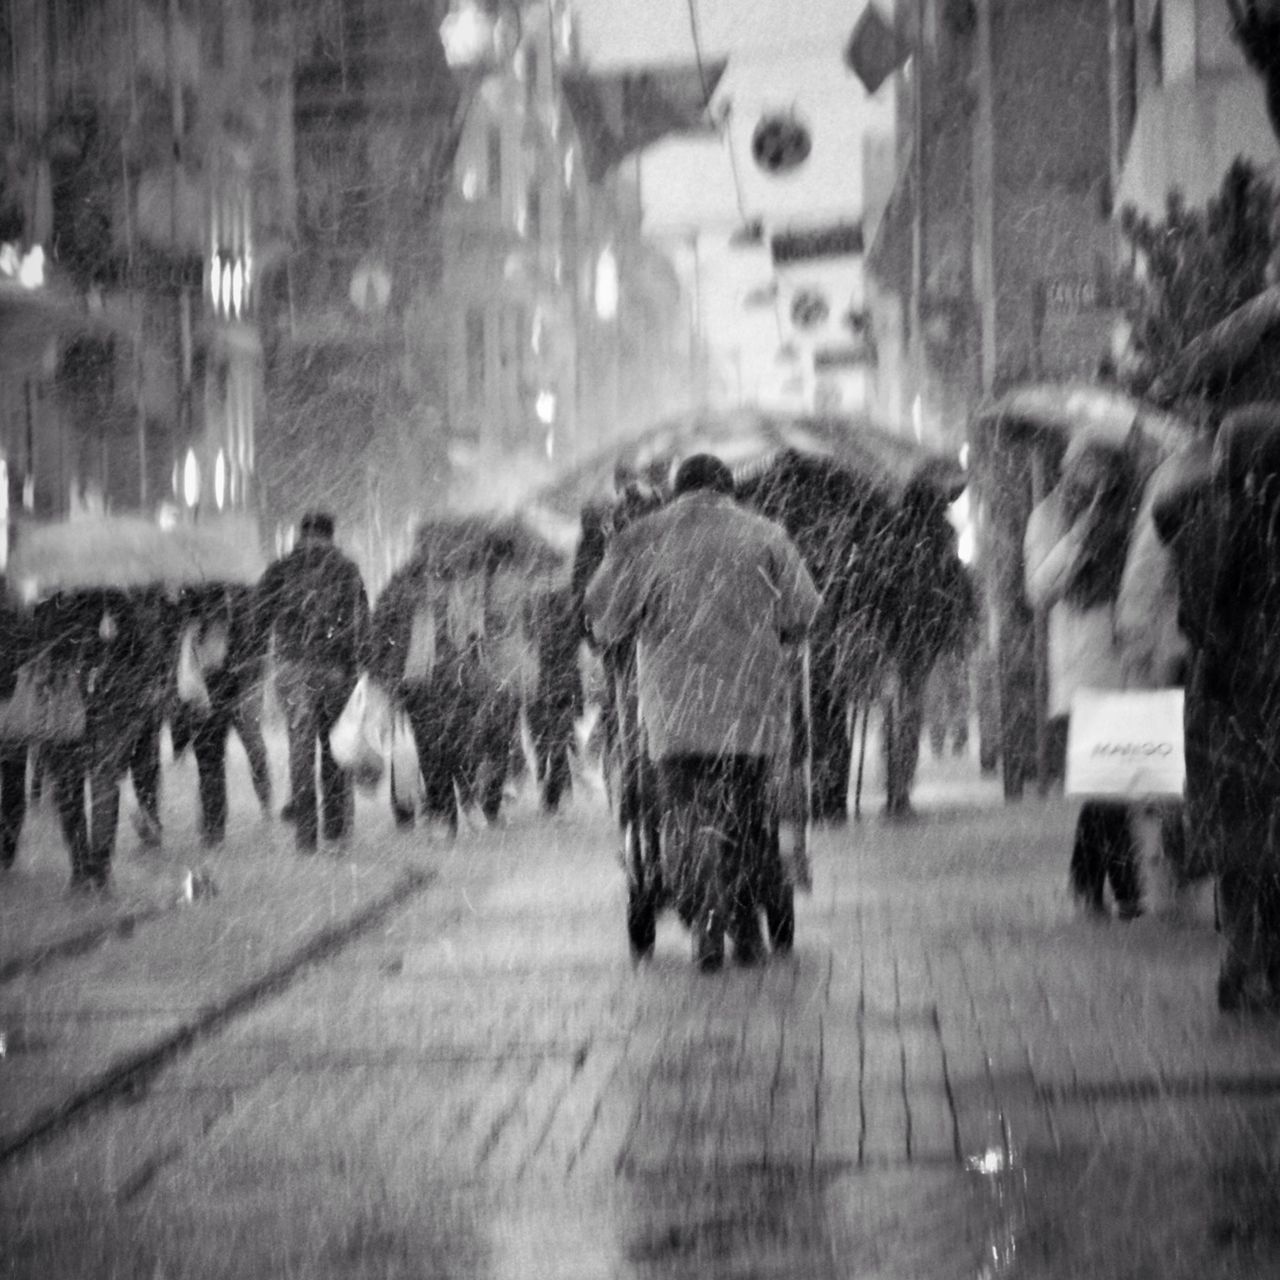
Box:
(32, 588), (169, 772)
(528, 584), (583, 717)
(584, 489), (820, 761)
(1155, 408), (1280, 876)
(256, 537), (369, 673)
(0, 592), (35, 701)
(878, 480), (977, 679)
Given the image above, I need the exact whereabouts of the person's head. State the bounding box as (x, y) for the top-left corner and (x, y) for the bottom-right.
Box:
(672, 453), (734, 499)
(298, 511), (335, 543)
(1059, 436), (1130, 521)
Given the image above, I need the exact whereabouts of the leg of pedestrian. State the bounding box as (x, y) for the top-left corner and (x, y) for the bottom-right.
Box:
(192, 714), (230, 847)
(232, 681), (273, 816)
(0, 741), (27, 868)
(278, 666), (319, 852)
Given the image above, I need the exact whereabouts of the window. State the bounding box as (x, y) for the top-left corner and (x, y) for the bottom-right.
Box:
(487, 125), (503, 201)
(465, 307), (486, 404)
(525, 182), (542, 242)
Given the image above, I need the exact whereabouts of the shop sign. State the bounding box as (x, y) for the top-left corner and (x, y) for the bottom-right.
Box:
(751, 112), (812, 176)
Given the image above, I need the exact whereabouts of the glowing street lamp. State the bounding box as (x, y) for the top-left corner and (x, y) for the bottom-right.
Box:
(439, 0), (522, 72)
(182, 448), (201, 508)
(594, 246), (619, 321)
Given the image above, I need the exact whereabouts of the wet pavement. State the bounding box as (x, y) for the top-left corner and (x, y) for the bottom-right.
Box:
(3, 733), (1280, 1278)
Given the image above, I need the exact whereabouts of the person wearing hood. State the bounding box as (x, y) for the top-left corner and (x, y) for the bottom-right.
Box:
(255, 512), (369, 853)
(1024, 433), (1145, 920)
(584, 454), (821, 971)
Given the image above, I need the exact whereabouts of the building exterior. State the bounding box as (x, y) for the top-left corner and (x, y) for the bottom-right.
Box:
(437, 1), (689, 508)
(256, 0), (465, 578)
(864, 0), (1116, 448)
(0, 0), (288, 534)
(1114, 0), (1277, 222)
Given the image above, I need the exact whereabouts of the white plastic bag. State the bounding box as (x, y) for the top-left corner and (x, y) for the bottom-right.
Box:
(390, 711), (424, 814)
(329, 675), (390, 791)
(401, 605), (436, 683)
(176, 626), (211, 714)
(1065, 687), (1185, 799)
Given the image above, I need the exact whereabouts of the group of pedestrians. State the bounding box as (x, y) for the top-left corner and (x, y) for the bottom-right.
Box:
(1025, 402), (1280, 1013)
(0, 511), (363, 888)
(0, 505), (591, 891)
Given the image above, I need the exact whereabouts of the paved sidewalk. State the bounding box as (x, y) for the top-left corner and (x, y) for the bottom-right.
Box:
(0, 726), (434, 1156)
(3, 738), (1280, 1277)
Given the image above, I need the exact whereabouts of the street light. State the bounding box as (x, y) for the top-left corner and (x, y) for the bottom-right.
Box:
(439, 0), (523, 73)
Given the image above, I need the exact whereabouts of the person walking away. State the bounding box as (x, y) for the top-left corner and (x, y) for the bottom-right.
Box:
(127, 585), (180, 849)
(0, 579), (35, 870)
(369, 522), (497, 835)
(37, 588), (154, 891)
(1157, 407), (1280, 1010)
(256, 512), (369, 853)
(584, 454), (821, 971)
(876, 478), (977, 817)
(1024, 433), (1144, 919)
(527, 583), (583, 813)
(176, 582), (272, 845)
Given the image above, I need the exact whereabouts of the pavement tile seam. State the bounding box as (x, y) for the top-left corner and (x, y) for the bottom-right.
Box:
(0, 865), (436, 1166)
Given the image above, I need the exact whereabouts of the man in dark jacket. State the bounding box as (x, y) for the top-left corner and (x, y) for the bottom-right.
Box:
(256, 512), (370, 852)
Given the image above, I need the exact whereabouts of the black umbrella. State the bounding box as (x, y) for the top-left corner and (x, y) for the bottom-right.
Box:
(525, 407), (964, 520)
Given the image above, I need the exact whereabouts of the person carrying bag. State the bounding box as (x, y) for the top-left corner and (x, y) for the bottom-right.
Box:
(1025, 431), (1147, 920)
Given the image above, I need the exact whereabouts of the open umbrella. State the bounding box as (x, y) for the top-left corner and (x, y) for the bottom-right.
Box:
(974, 381), (1196, 460)
(524, 406), (963, 522)
(8, 513), (267, 600)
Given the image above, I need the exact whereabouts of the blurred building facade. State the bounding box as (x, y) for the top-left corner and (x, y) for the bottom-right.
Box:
(437, 0), (689, 508)
(864, 0), (1278, 444)
(1, 0), (692, 578)
(255, 0), (466, 579)
(0, 0), (288, 531)
(864, 0), (1115, 450)
(1113, 0), (1277, 221)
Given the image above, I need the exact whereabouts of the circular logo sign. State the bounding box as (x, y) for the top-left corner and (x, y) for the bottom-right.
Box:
(791, 289), (830, 330)
(751, 113), (812, 176)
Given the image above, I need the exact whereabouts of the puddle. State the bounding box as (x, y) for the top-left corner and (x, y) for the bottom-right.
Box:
(473, 1119), (1280, 1279)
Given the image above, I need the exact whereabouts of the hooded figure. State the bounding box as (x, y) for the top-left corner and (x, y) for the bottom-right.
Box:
(584, 453), (820, 971)
(1024, 433), (1145, 919)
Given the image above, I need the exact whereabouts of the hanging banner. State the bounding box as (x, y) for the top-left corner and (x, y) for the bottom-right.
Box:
(845, 2), (909, 95)
(561, 60), (728, 183)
